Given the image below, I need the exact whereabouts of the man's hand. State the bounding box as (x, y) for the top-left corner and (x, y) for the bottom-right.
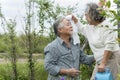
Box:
(60, 68), (81, 78)
(66, 68), (81, 77)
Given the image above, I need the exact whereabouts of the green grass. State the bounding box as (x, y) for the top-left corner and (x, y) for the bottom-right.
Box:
(0, 62), (48, 80)
(0, 53), (44, 59)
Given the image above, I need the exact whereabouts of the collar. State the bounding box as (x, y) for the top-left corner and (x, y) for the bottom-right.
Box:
(57, 37), (73, 45)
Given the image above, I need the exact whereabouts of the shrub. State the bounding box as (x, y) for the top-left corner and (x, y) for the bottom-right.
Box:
(0, 62), (48, 80)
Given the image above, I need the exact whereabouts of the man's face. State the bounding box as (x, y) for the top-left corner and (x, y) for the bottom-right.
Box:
(58, 19), (73, 36)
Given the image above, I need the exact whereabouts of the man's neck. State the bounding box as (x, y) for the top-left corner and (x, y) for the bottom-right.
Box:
(60, 35), (70, 43)
(60, 35), (71, 48)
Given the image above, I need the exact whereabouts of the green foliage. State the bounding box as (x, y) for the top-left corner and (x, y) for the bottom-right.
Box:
(0, 38), (7, 53)
(113, 0), (119, 4)
(80, 64), (94, 80)
(118, 74), (120, 79)
(6, 19), (18, 80)
(34, 62), (48, 80)
(100, 0), (120, 26)
(0, 63), (13, 80)
(106, 0), (111, 8)
(17, 63), (29, 80)
(0, 62), (48, 80)
(117, 30), (120, 43)
(18, 33), (51, 53)
(0, 33), (51, 54)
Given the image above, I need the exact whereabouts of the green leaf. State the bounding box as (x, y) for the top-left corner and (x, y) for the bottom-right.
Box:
(109, 10), (117, 16)
(100, 10), (107, 16)
(113, 0), (119, 4)
(106, 0), (111, 8)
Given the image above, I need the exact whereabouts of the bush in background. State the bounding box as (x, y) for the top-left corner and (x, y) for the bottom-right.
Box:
(0, 62), (48, 80)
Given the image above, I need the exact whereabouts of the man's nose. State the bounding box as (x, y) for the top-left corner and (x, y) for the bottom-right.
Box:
(70, 26), (73, 30)
(70, 24), (73, 27)
(70, 25), (73, 28)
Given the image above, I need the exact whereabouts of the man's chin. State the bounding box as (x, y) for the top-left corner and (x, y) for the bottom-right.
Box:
(70, 31), (73, 34)
(69, 32), (73, 36)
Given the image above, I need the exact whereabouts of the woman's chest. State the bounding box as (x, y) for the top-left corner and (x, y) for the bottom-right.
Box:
(86, 27), (104, 46)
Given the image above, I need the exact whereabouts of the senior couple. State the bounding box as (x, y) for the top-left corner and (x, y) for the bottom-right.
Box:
(44, 2), (120, 80)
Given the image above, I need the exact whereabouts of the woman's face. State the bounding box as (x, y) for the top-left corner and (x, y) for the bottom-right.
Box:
(85, 13), (91, 24)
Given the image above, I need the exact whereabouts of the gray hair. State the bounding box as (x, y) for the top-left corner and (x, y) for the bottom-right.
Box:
(53, 17), (65, 36)
(85, 3), (105, 22)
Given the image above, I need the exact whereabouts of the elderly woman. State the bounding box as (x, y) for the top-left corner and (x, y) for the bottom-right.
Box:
(72, 2), (120, 80)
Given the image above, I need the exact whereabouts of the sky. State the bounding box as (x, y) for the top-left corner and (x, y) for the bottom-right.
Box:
(0, 0), (27, 34)
(0, 0), (115, 35)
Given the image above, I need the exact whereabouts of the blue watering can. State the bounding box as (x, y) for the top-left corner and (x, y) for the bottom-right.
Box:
(95, 68), (114, 80)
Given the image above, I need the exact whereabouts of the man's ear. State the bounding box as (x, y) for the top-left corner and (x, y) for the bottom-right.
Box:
(58, 28), (62, 34)
(58, 28), (62, 33)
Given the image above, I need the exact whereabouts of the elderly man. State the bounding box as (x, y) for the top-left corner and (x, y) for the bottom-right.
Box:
(44, 17), (94, 80)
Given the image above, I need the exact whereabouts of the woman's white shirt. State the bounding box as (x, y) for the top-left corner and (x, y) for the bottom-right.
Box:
(76, 20), (120, 63)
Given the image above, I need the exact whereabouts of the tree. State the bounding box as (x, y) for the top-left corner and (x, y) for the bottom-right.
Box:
(24, 0), (35, 80)
(34, 0), (77, 40)
(6, 19), (18, 80)
(0, 3), (18, 80)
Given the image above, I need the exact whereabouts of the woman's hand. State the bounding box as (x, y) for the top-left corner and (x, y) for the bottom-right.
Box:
(66, 13), (78, 24)
(72, 15), (78, 24)
(98, 0), (106, 7)
(98, 63), (106, 72)
(98, 50), (112, 72)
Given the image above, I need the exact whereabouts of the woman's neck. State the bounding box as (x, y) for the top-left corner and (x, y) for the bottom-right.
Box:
(90, 21), (101, 26)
